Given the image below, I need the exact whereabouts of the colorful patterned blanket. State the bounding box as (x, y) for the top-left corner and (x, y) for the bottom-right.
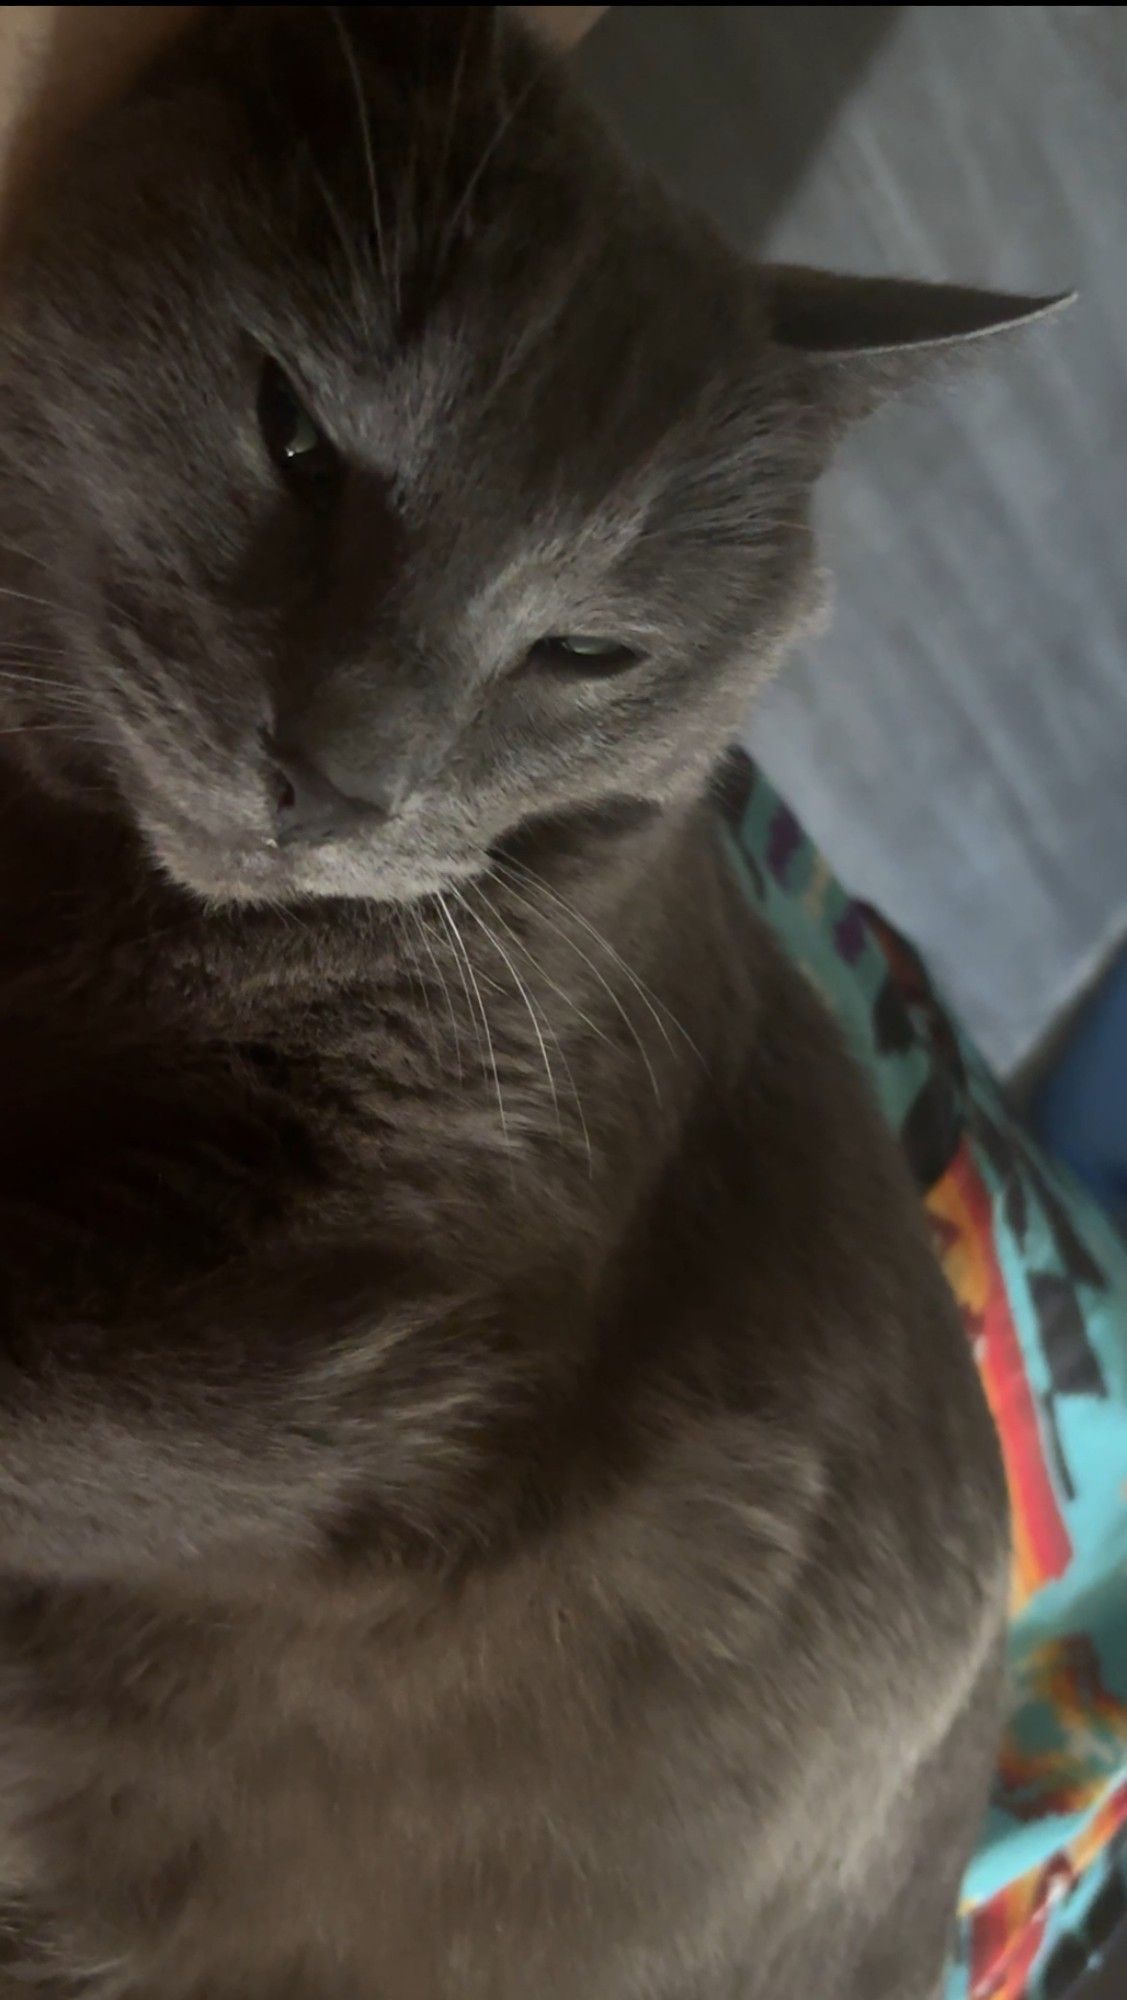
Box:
(715, 749), (1127, 2000)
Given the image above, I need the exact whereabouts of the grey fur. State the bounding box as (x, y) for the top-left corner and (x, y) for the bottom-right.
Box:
(0, 7), (1023, 1996)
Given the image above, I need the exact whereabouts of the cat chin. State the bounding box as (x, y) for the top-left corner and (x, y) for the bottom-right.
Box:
(140, 812), (483, 910)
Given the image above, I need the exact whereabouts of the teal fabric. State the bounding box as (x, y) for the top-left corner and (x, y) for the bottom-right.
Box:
(713, 748), (1127, 1999)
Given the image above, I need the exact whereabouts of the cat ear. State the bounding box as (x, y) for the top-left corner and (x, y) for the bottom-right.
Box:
(761, 266), (1074, 418)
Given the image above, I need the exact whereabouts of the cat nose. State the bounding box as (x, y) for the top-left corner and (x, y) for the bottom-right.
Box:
(268, 749), (388, 846)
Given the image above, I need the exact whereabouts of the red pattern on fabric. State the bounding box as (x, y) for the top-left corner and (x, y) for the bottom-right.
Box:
(927, 1147), (1071, 1610)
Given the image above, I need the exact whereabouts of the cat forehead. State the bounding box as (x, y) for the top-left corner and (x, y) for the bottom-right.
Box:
(68, 9), (791, 580)
(281, 189), (772, 505)
(289, 328), (782, 613)
(206, 5), (760, 364)
(74, 6), (770, 459)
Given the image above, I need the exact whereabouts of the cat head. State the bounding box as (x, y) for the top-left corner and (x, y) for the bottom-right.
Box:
(0, 5), (1067, 906)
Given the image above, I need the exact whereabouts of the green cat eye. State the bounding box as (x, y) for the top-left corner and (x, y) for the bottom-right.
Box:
(281, 407), (320, 459)
(528, 635), (643, 676)
(257, 358), (342, 508)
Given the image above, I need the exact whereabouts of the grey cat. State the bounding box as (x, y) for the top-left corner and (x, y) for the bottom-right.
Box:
(0, 7), (1065, 1997)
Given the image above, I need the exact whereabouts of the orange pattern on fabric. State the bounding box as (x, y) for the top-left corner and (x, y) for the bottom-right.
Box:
(966, 1785), (1127, 1997)
(997, 1638), (1127, 1819)
(926, 1148), (1071, 1612)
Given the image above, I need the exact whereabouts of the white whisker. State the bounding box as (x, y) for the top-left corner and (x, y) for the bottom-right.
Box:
(432, 891), (487, 1084)
(491, 857), (664, 1105)
(0, 540), (51, 572)
(394, 908), (438, 1067)
(301, 143), (371, 305)
(438, 46), (552, 276)
(497, 853), (701, 1066)
(0, 642), (77, 661)
(456, 884), (560, 1135)
(480, 869), (614, 1054)
(0, 583), (69, 616)
(436, 889), (511, 1155)
(434, 13), (473, 237)
(409, 903), (464, 1081)
(0, 676), (87, 702)
(470, 878), (594, 1177)
(328, 6), (390, 292)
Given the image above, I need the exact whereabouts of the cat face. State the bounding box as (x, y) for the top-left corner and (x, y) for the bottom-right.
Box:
(0, 6), (824, 904)
(0, 7), (1060, 909)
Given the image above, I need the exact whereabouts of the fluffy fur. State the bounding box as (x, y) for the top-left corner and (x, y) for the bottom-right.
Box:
(0, 8), (1011, 1996)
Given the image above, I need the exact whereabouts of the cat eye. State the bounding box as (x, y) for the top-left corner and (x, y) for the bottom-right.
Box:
(256, 358), (342, 508)
(526, 636), (643, 676)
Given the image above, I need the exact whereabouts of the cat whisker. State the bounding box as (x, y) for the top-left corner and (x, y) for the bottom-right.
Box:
(327, 7), (390, 295)
(392, 905), (446, 1076)
(0, 673), (87, 700)
(432, 887), (489, 1086)
(469, 878), (594, 1178)
(0, 712), (88, 731)
(408, 903), (464, 1083)
(438, 44), (553, 276)
(387, 908), (431, 1057)
(497, 853), (701, 1069)
(391, 128), (420, 330)
(488, 7), (508, 104)
(267, 898), (308, 944)
(0, 538), (52, 572)
(0, 639), (78, 659)
(477, 873), (602, 1049)
(300, 142), (372, 310)
(490, 859), (669, 1105)
(0, 658), (84, 679)
(433, 11), (473, 242)
(0, 582), (71, 616)
(435, 889), (512, 1157)
(0, 673), (83, 695)
(456, 883), (562, 1138)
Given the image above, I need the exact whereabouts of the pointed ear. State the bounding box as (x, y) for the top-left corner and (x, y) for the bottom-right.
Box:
(762, 266), (1074, 419)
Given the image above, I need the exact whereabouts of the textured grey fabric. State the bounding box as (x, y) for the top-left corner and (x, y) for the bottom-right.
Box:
(577, 6), (1127, 1070)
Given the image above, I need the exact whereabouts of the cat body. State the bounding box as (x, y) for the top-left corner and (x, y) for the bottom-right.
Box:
(0, 8), (1035, 1994)
(0, 781), (1005, 2000)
